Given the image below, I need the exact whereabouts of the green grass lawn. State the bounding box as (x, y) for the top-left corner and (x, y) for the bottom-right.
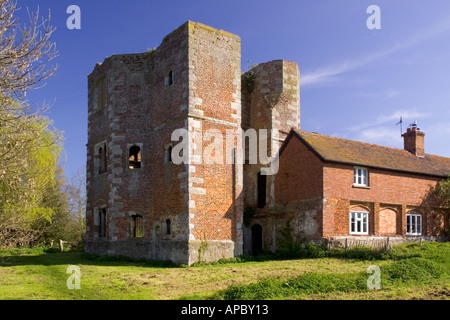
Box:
(0, 242), (449, 300)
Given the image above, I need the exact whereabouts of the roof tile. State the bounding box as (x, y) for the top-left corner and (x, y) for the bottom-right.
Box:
(291, 129), (450, 177)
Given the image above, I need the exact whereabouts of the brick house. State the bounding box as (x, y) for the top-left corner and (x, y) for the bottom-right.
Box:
(85, 21), (448, 264)
(246, 125), (450, 253)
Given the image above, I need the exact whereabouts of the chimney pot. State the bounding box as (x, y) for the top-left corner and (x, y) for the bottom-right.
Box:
(402, 122), (425, 157)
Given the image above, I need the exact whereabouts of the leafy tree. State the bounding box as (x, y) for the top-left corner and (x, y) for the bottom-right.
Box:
(39, 167), (86, 247)
(435, 174), (450, 210)
(0, 109), (62, 247)
(0, 0), (61, 248)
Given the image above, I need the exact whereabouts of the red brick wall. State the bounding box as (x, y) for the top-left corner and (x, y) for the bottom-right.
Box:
(426, 210), (447, 236)
(250, 134), (324, 243)
(86, 23), (190, 242)
(275, 135), (323, 204)
(186, 22), (242, 242)
(86, 21), (246, 263)
(146, 23), (190, 242)
(322, 162), (445, 237)
(323, 163), (439, 204)
(403, 128), (425, 157)
(378, 208), (397, 235)
(242, 60), (300, 208)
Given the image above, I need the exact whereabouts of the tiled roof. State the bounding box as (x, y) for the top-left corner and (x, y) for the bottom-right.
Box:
(289, 129), (450, 178)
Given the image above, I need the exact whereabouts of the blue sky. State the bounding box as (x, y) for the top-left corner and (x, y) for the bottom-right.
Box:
(19, 0), (450, 178)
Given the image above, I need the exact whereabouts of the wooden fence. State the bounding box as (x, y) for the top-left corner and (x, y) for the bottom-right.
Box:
(326, 236), (423, 251)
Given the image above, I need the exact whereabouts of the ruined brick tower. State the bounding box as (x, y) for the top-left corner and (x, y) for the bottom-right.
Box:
(85, 21), (300, 264)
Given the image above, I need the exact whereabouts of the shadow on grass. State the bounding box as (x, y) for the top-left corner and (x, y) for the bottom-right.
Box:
(190, 243), (432, 267)
(1, 241), (444, 269)
(0, 249), (179, 268)
(226, 241), (450, 267)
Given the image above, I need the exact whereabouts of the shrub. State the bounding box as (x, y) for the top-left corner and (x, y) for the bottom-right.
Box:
(0, 246), (48, 256)
(285, 272), (367, 294)
(242, 71), (256, 93)
(382, 257), (447, 285)
(329, 246), (385, 260)
(216, 272), (368, 300)
(297, 241), (328, 258)
(275, 219), (307, 258)
(222, 278), (286, 300)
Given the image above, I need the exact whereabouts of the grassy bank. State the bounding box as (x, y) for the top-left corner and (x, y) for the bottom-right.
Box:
(0, 242), (449, 300)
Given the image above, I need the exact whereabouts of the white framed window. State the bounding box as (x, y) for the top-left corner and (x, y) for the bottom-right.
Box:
(406, 214), (422, 236)
(350, 211), (369, 235)
(354, 167), (369, 187)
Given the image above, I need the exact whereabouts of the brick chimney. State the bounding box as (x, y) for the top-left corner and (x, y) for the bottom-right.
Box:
(402, 121), (425, 157)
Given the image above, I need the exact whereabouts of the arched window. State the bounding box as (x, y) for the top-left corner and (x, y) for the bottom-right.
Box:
(129, 145), (142, 169)
(98, 208), (107, 238)
(98, 143), (107, 174)
(130, 214), (143, 238)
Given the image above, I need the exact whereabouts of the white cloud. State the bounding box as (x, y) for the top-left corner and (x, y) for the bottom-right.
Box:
(351, 89), (399, 100)
(301, 57), (374, 87)
(344, 121), (450, 156)
(301, 61), (357, 86)
(301, 15), (450, 87)
(376, 110), (430, 125)
(383, 89), (399, 100)
(348, 110), (430, 133)
(331, 110), (432, 147)
(355, 127), (402, 145)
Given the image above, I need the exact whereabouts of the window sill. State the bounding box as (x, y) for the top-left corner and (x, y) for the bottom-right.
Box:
(352, 184), (371, 189)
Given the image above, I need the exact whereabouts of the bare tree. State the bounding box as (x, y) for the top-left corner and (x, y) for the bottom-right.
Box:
(0, 0), (57, 101)
(64, 166), (86, 243)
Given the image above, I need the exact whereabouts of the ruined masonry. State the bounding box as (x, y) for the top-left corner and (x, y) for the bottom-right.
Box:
(85, 21), (300, 264)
